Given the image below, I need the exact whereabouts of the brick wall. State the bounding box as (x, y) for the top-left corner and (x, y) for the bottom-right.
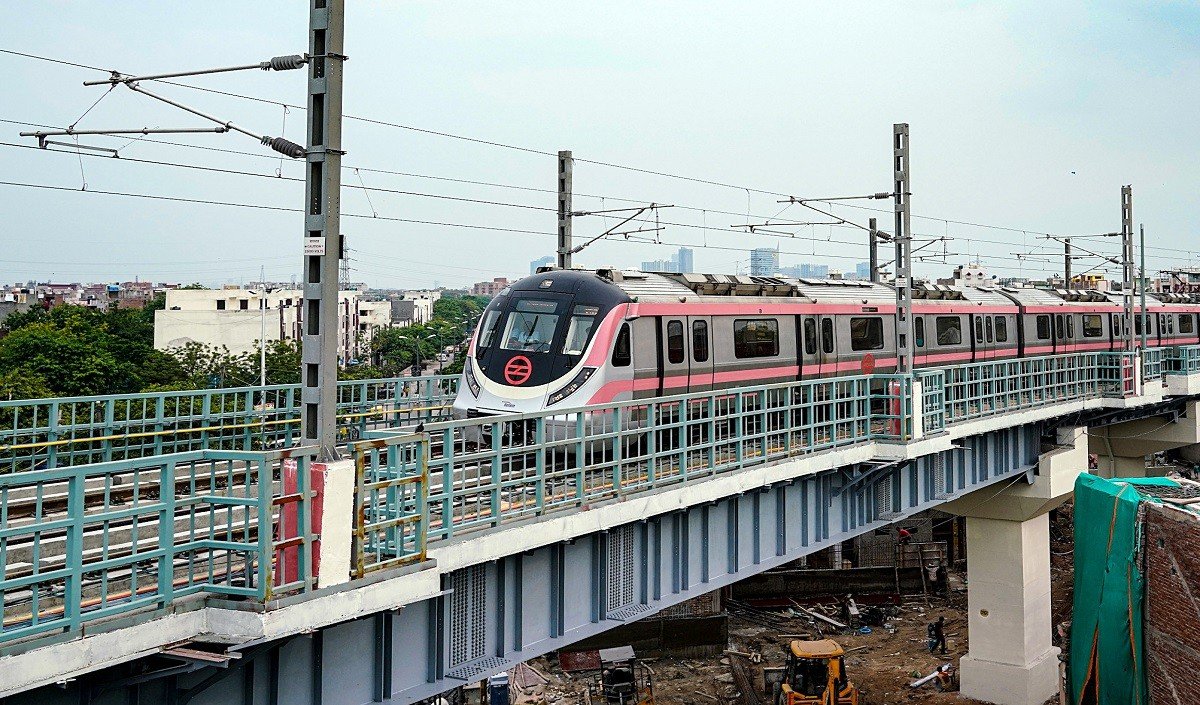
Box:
(1144, 504), (1200, 705)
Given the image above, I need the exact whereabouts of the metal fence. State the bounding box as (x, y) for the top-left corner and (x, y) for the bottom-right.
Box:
(1142, 347), (1165, 382)
(0, 447), (317, 646)
(941, 352), (1129, 424)
(0, 375), (458, 473)
(1165, 345), (1200, 375)
(350, 434), (428, 578)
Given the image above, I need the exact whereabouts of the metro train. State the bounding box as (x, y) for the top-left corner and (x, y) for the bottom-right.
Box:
(451, 268), (1200, 419)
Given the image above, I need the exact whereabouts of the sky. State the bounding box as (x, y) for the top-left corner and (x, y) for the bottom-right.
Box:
(1, 1), (1198, 289)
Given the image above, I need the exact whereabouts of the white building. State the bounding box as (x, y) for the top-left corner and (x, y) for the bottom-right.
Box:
(154, 288), (394, 362)
(402, 290), (440, 324)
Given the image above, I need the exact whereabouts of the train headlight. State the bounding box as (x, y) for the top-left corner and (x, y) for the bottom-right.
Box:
(464, 360), (481, 398)
(547, 367), (597, 406)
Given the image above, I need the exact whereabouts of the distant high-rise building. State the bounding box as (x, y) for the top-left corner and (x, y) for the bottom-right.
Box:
(676, 247), (694, 274)
(530, 255), (554, 274)
(855, 261), (871, 280)
(641, 259), (671, 272)
(749, 248), (779, 276)
(797, 263), (828, 279)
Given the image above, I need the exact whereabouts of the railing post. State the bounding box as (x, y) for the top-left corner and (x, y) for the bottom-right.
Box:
(416, 436), (429, 561)
(46, 400), (60, 469)
(153, 396), (166, 456)
(64, 471), (85, 633)
(157, 459), (176, 602)
(491, 420), (503, 527)
(535, 417), (546, 513)
(646, 404), (657, 486)
(612, 407), (623, 495)
(102, 399), (115, 462)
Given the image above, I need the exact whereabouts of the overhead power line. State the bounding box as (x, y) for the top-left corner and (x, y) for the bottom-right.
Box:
(0, 46), (1143, 246)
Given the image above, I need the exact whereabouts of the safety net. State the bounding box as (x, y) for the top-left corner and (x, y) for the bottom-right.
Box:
(1067, 473), (1162, 705)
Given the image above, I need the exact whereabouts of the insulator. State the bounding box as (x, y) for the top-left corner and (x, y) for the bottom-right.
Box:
(266, 54), (307, 71)
(263, 136), (305, 159)
(873, 192), (892, 199)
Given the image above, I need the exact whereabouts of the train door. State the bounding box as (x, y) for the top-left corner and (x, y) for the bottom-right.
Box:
(800, 316), (820, 378)
(688, 316), (714, 392)
(818, 316), (837, 377)
(660, 317), (690, 396)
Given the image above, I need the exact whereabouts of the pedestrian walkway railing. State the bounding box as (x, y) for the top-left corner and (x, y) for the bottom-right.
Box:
(1165, 345), (1200, 375)
(0, 447), (317, 647)
(0, 375), (457, 473)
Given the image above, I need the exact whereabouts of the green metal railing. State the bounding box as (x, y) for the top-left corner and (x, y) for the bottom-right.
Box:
(941, 352), (1130, 424)
(1142, 347), (1165, 381)
(1165, 345), (1200, 375)
(917, 370), (947, 434)
(350, 434), (428, 578)
(0, 375), (458, 473)
(0, 447), (317, 646)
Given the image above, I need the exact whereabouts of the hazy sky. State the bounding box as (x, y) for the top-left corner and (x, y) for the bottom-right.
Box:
(2, 2), (1197, 289)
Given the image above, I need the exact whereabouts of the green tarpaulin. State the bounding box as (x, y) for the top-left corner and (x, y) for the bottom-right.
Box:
(1068, 474), (1149, 705)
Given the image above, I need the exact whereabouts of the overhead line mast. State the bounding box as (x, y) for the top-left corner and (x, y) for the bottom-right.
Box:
(300, 0), (347, 460)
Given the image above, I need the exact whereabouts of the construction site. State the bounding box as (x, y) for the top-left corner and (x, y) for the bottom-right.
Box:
(434, 456), (1200, 705)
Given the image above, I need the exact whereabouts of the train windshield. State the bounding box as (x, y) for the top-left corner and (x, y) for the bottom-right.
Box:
(501, 299), (561, 352)
(562, 305), (600, 355)
(477, 309), (501, 348)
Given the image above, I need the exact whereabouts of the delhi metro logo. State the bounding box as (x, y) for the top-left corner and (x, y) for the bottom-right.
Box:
(504, 355), (533, 385)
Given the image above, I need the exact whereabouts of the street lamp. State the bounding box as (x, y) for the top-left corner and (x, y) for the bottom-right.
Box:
(247, 279), (279, 389)
(410, 333), (436, 377)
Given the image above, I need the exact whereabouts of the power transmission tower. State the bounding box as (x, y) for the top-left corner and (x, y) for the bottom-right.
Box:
(300, 0), (347, 460)
(557, 150), (573, 268)
(1121, 185), (1134, 351)
(340, 236), (351, 287)
(892, 123), (914, 374)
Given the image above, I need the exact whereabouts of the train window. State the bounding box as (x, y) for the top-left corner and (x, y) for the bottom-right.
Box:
(850, 317), (884, 351)
(1135, 315), (1144, 335)
(666, 321), (685, 364)
(986, 317), (993, 343)
(995, 316), (1008, 343)
(1168, 315), (1175, 335)
(501, 299), (561, 352)
(1082, 315), (1103, 338)
(1066, 316), (1074, 338)
(915, 318), (925, 348)
(1036, 315), (1051, 340)
(803, 318), (817, 355)
(692, 320), (709, 362)
(477, 310), (501, 348)
(821, 318), (834, 354)
(1054, 315), (1065, 339)
(562, 306), (599, 355)
(735, 319), (780, 358)
(612, 323), (631, 367)
(974, 317), (984, 343)
(1182, 315), (1195, 334)
(936, 317), (962, 345)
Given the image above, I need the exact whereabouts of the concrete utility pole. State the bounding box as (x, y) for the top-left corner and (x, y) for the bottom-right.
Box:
(868, 217), (880, 283)
(1121, 185), (1135, 351)
(556, 150), (573, 269)
(300, 0), (346, 460)
(1063, 238), (1072, 288)
(892, 123), (914, 373)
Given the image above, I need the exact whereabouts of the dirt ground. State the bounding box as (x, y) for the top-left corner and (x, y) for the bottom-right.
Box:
(501, 506), (1078, 705)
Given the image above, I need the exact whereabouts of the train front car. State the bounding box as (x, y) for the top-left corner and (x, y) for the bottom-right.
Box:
(453, 270), (633, 420)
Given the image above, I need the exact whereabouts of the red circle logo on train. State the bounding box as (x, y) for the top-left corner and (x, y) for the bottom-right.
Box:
(504, 355), (533, 385)
(860, 353), (876, 374)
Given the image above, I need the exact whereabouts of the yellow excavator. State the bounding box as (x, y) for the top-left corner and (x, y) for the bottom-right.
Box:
(776, 639), (860, 705)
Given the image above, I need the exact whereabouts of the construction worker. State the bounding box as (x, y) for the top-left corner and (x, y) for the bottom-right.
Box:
(927, 616), (947, 654)
(897, 527), (913, 545)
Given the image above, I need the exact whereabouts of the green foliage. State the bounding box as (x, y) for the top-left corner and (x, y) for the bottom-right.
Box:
(0, 291), (484, 401)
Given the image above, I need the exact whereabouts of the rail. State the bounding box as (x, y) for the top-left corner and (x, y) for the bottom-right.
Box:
(0, 375), (457, 473)
(0, 447), (317, 646)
